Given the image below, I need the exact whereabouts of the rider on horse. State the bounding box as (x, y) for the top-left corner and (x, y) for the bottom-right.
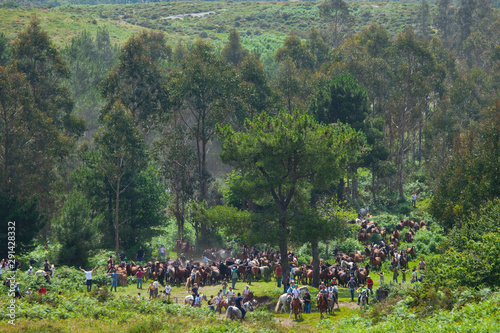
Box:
(357, 284), (369, 305)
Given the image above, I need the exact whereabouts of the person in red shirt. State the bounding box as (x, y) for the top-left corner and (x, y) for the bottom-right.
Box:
(38, 284), (47, 295)
(275, 264), (282, 288)
(366, 275), (374, 295)
(136, 268), (144, 289)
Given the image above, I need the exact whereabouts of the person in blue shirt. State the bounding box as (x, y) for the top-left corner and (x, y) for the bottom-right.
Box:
(109, 269), (119, 292)
(235, 292), (246, 320)
(286, 281), (295, 295)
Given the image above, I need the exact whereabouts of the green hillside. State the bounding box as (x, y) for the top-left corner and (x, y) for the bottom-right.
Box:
(0, 1), (435, 49)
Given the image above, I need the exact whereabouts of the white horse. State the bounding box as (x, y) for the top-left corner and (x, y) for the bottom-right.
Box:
(184, 293), (207, 306)
(359, 290), (368, 312)
(35, 265), (54, 277)
(327, 288), (339, 313)
(275, 286), (309, 313)
(226, 301), (256, 321)
(275, 294), (291, 313)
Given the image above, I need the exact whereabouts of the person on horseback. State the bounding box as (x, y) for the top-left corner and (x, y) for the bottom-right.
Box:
(286, 281), (295, 296)
(227, 286), (235, 305)
(243, 285), (250, 300)
(235, 292), (246, 321)
(191, 283), (199, 306)
(291, 284), (301, 300)
(357, 284), (369, 305)
(327, 281), (338, 299)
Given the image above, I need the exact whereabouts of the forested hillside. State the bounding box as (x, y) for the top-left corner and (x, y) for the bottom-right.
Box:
(1, 0), (499, 331)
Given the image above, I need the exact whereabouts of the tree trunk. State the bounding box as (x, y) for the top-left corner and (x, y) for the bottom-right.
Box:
(311, 239), (320, 288)
(352, 166), (358, 200)
(418, 118), (422, 167)
(399, 106), (407, 198)
(115, 173), (121, 257)
(279, 216), (289, 293)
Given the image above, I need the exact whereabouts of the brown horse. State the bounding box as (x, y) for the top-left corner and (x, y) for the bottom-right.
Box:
(291, 297), (302, 320)
(317, 294), (329, 319)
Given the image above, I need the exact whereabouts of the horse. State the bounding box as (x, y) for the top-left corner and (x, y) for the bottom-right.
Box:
(317, 294), (329, 319)
(327, 288), (339, 314)
(184, 293), (207, 306)
(290, 297), (302, 320)
(359, 290), (368, 312)
(275, 293), (291, 313)
(225, 300), (256, 321)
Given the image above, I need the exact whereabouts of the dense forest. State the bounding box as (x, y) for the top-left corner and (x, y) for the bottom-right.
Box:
(1, 0), (499, 331)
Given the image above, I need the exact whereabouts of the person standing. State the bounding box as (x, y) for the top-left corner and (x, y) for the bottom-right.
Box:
(26, 288), (33, 296)
(79, 265), (98, 292)
(275, 264), (282, 288)
(14, 283), (21, 298)
(419, 258), (425, 271)
(365, 275), (374, 295)
(153, 279), (160, 298)
(27, 266), (33, 276)
(411, 192), (417, 208)
(222, 279), (228, 296)
(136, 268), (145, 289)
(148, 281), (155, 300)
(231, 266), (238, 289)
(159, 244), (166, 260)
(109, 269), (119, 292)
(208, 295), (215, 311)
(378, 271), (385, 285)
(392, 267), (399, 284)
(136, 246), (144, 263)
(165, 282), (172, 302)
(401, 269), (407, 283)
(347, 277), (357, 302)
(303, 291), (311, 313)
(411, 268), (418, 283)
(215, 291), (222, 313)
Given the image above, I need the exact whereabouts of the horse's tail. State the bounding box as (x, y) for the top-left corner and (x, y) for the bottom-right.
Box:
(274, 298), (281, 312)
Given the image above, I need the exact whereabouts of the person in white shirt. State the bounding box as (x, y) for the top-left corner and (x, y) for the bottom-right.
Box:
(159, 245), (166, 260)
(27, 266), (33, 275)
(226, 287), (235, 305)
(215, 291), (222, 313)
(291, 285), (301, 300)
(153, 279), (160, 298)
(165, 282), (172, 301)
(79, 265), (98, 292)
(242, 285), (250, 299)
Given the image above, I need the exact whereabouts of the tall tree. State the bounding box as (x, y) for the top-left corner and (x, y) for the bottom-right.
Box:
(52, 190), (102, 267)
(154, 126), (197, 240)
(434, 0), (454, 47)
(217, 110), (366, 282)
(94, 102), (146, 256)
(275, 34), (315, 70)
(393, 29), (435, 197)
(0, 66), (36, 198)
(64, 28), (119, 138)
(417, 0), (431, 40)
(10, 15), (83, 210)
(100, 30), (170, 136)
(319, 0), (353, 48)
(221, 28), (249, 67)
(170, 39), (239, 202)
